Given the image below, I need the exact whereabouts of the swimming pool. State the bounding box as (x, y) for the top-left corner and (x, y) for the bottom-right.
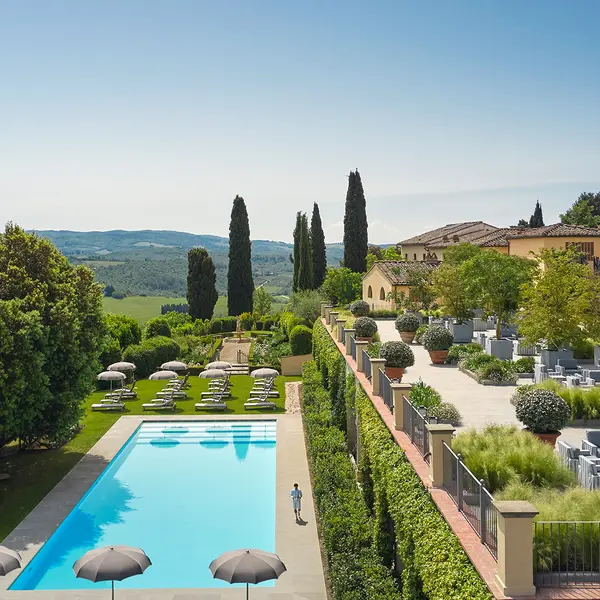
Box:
(11, 420), (277, 590)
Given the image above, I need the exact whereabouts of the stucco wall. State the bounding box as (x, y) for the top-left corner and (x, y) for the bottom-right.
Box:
(363, 267), (394, 309)
(280, 353), (313, 376)
(509, 235), (600, 261)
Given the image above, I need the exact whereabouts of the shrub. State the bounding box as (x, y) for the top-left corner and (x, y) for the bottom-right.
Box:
(408, 378), (441, 409)
(239, 311), (254, 330)
(290, 325), (313, 356)
(280, 311), (304, 339)
(161, 310), (191, 327)
(144, 317), (172, 339)
(421, 325), (454, 351)
(446, 343), (484, 364)
(220, 316), (237, 332)
(321, 267), (362, 306)
(122, 336), (180, 378)
(428, 402), (462, 426)
(287, 290), (323, 322)
(105, 313), (142, 349)
(514, 356), (535, 374)
(209, 319), (223, 334)
(99, 336), (122, 368)
(478, 361), (517, 384)
(349, 299), (370, 317)
(462, 352), (497, 371)
(414, 324), (429, 344)
(369, 309), (398, 319)
(366, 341), (381, 358)
(573, 338), (595, 360)
(395, 313), (420, 333)
(515, 389), (570, 433)
(453, 425), (575, 493)
(354, 316), (378, 338)
(379, 341), (414, 369)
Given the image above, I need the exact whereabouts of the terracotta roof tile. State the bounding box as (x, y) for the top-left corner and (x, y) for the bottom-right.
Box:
(505, 224), (600, 238)
(399, 222), (497, 246)
(370, 260), (439, 285)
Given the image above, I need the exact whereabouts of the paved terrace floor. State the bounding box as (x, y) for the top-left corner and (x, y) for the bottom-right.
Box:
(376, 320), (589, 447)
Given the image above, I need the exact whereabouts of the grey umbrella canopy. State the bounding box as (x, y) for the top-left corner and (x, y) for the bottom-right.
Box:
(199, 368), (227, 379)
(251, 368), (279, 379)
(0, 546), (21, 576)
(97, 370), (127, 392)
(73, 545), (151, 600)
(148, 370), (178, 380)
(206, 361), (231, 370)
(209, 549), (286, 600)
(160, 361), (187, 371)
(107, 362), (136, 372)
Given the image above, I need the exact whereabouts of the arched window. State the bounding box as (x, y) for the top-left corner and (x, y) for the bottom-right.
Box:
(367, 286), (373, 298)
(380, 287), (386, 301)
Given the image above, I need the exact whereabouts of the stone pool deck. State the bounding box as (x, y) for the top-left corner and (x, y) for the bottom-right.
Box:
(0, 415), (326, 599)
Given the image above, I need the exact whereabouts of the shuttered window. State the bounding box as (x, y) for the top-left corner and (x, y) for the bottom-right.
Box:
(566, 241), (595, 260)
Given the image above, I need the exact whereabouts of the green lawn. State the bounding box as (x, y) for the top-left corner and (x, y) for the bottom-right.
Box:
(0, 375), (296, 541)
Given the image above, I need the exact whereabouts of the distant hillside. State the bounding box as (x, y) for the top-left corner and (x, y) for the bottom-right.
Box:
(33, 229), (344, 297)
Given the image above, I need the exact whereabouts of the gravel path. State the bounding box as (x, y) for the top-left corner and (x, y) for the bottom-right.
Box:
(218, 340), (251, 363)
(285, 382), (302, 414)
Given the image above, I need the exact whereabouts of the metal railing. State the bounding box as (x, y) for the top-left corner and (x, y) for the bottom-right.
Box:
(380, 369), (393, 413)
(362, 349), (372, 380)
(402, 395), (430, 463)
(341, 327), (346, 344)
(534, 521), (600, 587)
(350, 334), (356, 361)
(443, 442), (498, 560)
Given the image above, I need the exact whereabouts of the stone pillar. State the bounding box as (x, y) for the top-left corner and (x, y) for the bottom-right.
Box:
(426, 423), (455, 487)
(320, 302), (329, 318)
(392, 383), (412, 431)
(345, 329), (356, 355)
(494, 501), (538, 598)
(370, 359), (387, 396)
(329, 311), (339, 328)
(324, 305), (333, 322)
(355, 341), (369, 372)
(336, 319), (346, 343)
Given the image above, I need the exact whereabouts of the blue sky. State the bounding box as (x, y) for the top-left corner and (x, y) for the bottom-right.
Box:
(1, 1), (599, 243)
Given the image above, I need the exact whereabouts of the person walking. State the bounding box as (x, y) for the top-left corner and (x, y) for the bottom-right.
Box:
(290, 483), (303, 521)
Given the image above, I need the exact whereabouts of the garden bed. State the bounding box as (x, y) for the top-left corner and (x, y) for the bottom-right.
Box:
(458, 365), (518, 386)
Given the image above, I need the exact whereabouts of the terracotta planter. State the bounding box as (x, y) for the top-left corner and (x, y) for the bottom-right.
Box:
(385, 366), (405, 381)
(428, 350), (449, 365)
(530, 430), (560, 448)
(399, 331), (416, 344)
(356, 336), (373, 343)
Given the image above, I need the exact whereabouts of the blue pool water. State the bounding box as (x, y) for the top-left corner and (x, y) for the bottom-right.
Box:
(11, 421), (276, 590)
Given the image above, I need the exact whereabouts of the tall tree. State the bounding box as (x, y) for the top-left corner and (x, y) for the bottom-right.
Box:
(529, 200), (545, 227)
(310, 202), (326, 288)
(343, 169), (368, 272)
(292, 211), (302, 292)
(561, 192), (600, 227)
(227, 195), (254, 315)
(297, 213), (313, 291)
(187, 247), (218, 320)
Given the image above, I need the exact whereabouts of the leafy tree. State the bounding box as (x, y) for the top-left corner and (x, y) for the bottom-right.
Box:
(400, 268), (437, 312)
(287, 290), (323, 322)
(529, 200), (544, 227)
(462, 251), (535, 338)
(343, 170), (368, 272)
(0, 224), (105, 448)
(227, 195), (254, 315)
(105, 313), (142, 350)
(517, 219), (529, 227)
(253, 286), (272, 317)
(519, 248), (597, 349)
(297, 213), (313, 291)
(98, 336), (122, 367)
(187, 247), (218, 320)
(443, 242), (482, 264)
(366, 245), (404, 271)
(292, 211), (301, 292)
(321, 267), (362, 305)
(432, 258), (479, 323)
(103, 284), (115, 297)
(310, 202), (327, 289)
(144, 316), (172, 338)
(561, 192), (600, 227)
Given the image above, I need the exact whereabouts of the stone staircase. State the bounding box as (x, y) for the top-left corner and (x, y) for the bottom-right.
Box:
(225, 363), (250, 376)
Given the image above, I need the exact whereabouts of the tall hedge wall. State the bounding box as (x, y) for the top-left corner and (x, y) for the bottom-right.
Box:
(307, 319), (493, 600)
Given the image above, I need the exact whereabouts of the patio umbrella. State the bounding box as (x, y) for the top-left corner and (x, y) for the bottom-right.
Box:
(200, 369), (227, 379)
(209, 549), (286, 600)
(251, 368), (279, 379)
(206, 361), (231, 370)
(73, 545), (151, 600)
(0, 546), (21, 576)
(107, 362), (136, 372)
(160, 361), (187, 371)
(97, 371), (126, 392)
(149, 370), (178, 380)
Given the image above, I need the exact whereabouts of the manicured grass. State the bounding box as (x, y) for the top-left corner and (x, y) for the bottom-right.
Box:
(102, 296), (187, 324)
(0, 375), (296, 541)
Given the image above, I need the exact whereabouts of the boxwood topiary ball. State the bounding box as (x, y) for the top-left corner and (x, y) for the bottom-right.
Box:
(515, 389), (570, 433)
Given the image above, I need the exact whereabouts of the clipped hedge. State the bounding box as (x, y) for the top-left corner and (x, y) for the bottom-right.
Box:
(122, 336), (181, 378)
(281, 311), (304, 339)
(302, 362), (399, 598)
(289, 324), (313, 356)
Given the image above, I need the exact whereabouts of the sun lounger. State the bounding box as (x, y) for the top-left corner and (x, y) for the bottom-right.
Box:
(166, 374), (190, 389)
(244, 389), (277, 410)
(105, 382), (137, 400)
(194, 399), (227, 411)
(92, 399), (125, 411)
(156, 390), (188, 399)
(142, 398), (176, 411)
(249, 389), (279, 397)
(201, 390), (231, 398)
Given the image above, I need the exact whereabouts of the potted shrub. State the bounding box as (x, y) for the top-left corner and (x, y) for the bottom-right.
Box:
(514, 389), (570, 447)
(380, 340), (414, 381)
(395, 313), (420, 344)
(422, 325), (454, 364)
(414, 324), (429, 344)
(350, 299), (370, 317)
(354, 316), (378, 342)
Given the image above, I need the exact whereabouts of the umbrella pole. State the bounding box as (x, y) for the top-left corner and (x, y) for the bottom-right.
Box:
(246, 583), (249, 600)
(112, 580), (114, 600)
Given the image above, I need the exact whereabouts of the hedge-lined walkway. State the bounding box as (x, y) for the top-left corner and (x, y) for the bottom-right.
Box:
(376, 320), (588, 447)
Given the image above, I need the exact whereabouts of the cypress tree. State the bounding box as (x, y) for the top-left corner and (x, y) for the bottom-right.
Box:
(310, 202), (326, 288)
(292, 211), (302, 292)
(343, 169), (368, 272)
(227, 195), (254, 316)
(187, 247), (218, 320)
(297, 213), (313, 290)
(529, 200), (544, 228)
